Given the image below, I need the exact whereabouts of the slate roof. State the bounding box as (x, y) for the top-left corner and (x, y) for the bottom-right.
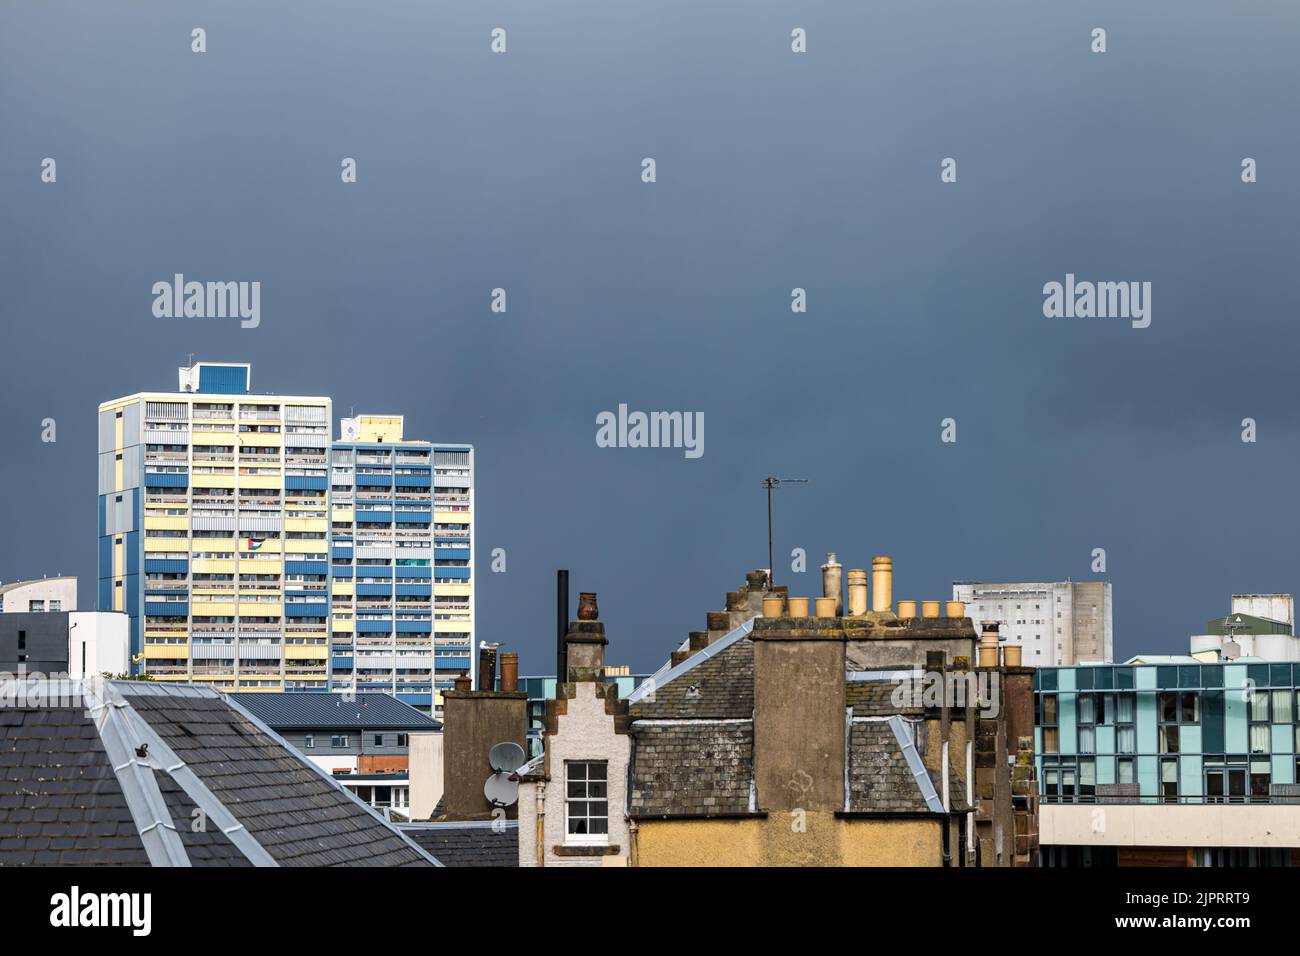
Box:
(628, 633), (753, 720)
(227, 692), (442, 731)
(847, 679), (923, 717)
(0, 706), (150, 866)
(156, 773), (252, 866)
(625, 634), (972, 819)
(400, 821), (519, 866)
(0, 679), (439, 867)
(629, 722), (753, 818)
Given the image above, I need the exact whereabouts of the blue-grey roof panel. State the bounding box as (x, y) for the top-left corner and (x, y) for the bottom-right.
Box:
(227, 692), (442, 731)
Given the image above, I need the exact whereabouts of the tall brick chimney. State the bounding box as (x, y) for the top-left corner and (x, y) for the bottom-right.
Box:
(441, 645), (527, 821)
(751, 615), (846, 812)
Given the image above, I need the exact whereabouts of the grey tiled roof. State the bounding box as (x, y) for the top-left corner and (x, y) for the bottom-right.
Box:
(400, 821), (519, 866)
(847, 679), (923, 717)
(156, 774), (253, 866)
(228, 692), (441, 731)
(626, 635), (969, 819)
(628, 636), (753, 720)
(629, 722), (753, 818)
(848, 721), (933, 813)
(0, 680), (438, 867)
(0, 707), (150, 866)
(942, 764), (972, 814)
(847, 719), (970, 814)
(131, 691), (431, 866)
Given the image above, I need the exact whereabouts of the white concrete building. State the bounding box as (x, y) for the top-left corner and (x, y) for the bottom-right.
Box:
(1230, 593), (1293, 627)
(0, 576), (77, 614)
(68, 611), (132, 677)
(952, 580), (1113, 665)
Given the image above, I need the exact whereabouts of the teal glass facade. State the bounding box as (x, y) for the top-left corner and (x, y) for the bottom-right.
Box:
(1035, 662), (1300, 804)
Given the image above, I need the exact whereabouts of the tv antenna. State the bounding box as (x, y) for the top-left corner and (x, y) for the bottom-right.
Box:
(762, 477), (808, 589)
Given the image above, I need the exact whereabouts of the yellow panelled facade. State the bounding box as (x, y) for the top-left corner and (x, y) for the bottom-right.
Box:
(103, 377), (332, 692)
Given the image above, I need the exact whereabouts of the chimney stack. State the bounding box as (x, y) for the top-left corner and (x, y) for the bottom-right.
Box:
(556, 570), (569, 696)
(821, 553), (843, 616)
(565, 591), (607, 680)
(979, 621), (1001, 668)
(751, 612), (846, 813)
(847, 569), (869, 616)
(871, 556), (893, 613)
(442, 645), (528, 821)
(478, 643), (499, 691)
(499, 651), (519, 692)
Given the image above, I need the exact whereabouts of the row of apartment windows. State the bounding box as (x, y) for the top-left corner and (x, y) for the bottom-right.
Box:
(1042, 754), (1294, 804)
(1040, 690), (1300, 755)
(303, 734), (409, 749)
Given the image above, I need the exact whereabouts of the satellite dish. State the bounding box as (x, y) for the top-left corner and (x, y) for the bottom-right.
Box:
(483, 741), (526, 808)
(484, 772), (519, 808)
(489, 741), (526, 774)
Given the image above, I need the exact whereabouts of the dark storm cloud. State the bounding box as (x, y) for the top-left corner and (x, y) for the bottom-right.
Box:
(3, 1), (1299, 671)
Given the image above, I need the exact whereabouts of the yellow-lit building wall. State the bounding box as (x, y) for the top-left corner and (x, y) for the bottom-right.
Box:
(633, 814), (943, 867)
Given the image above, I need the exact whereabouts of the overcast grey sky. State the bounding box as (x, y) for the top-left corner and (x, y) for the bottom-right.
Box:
(3, 2), (1300, 672)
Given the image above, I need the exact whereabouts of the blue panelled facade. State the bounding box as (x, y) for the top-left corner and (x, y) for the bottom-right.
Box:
(327, 420), (472, 717)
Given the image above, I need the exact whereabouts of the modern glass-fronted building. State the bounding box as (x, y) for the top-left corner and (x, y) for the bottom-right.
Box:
(1036, 658), (1300, 804)
(1035, 657), (1300, 866)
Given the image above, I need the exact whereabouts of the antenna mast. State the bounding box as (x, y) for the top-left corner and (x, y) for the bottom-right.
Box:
(762, 477), (808, 589)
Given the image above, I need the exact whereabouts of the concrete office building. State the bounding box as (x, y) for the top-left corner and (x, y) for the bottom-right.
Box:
(952, 580), (1113, 665)
(1036, 659), (1300, 866)
(328, 414), (474, 715)
(0, 576), (76, 614)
